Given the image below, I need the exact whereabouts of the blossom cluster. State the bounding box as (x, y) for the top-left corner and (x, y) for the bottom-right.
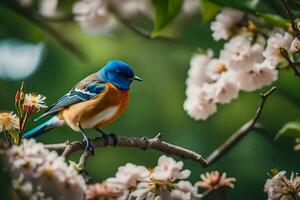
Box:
(264, 170), (300, 200)
(184, 8), (298, 120)
(5, 139), (87, 200)
(86, 155), (236, 200)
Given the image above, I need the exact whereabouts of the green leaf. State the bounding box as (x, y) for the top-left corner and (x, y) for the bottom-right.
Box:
(258, 13), (289, 29)
(200, 0), (221, 23)
(204, 0), (272, 14)
(8, 130), (19, 144)
(151, 0), (183, 37)
(276, 119), (300, 140)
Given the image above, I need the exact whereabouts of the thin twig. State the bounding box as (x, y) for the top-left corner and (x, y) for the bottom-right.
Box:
(45, 133), (208, 167)
(199, 188), (214, 200)
(205, 87), (276, 166)
(0, 0), (86, 61)
(108, 6), (179, 43)
(78, 150), (92, 169)
(279, 47), (300, 77)
(281, 0), (300, 40)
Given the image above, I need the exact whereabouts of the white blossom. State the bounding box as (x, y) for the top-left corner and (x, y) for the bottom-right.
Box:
(235, 61), (278, 91)
(170, 181), (198, 200)
(13, 175), (34, 196)
(182, 0), (200, 16)
(8, 139), (47, 170)
(131, 179), (194, 200)
(264, 171), (300, 200)
(220, 35), (263, 71)
(24, 93), (47, 109)
(290, 37), (300, 53)
(86, 182), (125, 200)
(6, 139), (87, 200)
(206, 58), (228, 81)
(0, 111), (19, 132)
(107, 163), (149, 189)
(24, 93), (47, 112)
(35, 151), (65, 177)
(186, 51), (213, 88)
(184, 51), (218, 120)
(151, 155), (191, 181)
(210, 8), (244, 41)
(116, 0), (153, 18)
(131, 155), (191, 200)
(213, 73), (239, 104)
(130, 181), (171, 200)
(263, 32), (293, 66)
(39, 0), (60, 17)
(184, 83), (217, 120)
(73, 0), (116, 34)
(12, 174), (53, 200)
(264, 171), (287, 200)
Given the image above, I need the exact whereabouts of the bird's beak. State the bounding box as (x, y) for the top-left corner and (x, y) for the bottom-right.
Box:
(133, 75), (143, 81)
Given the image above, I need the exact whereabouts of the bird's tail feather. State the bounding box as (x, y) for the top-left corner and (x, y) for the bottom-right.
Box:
(23, 116), (63, 139)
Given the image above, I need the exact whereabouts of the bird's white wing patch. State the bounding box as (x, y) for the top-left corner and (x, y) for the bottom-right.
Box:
(82, 105), (119, 128)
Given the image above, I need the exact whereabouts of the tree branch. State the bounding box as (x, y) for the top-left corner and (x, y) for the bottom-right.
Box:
(44, 87), (276, 169)
(45, 133), (208, 167)
(0, 0), (86, 61)
(205, 87), (276, 166)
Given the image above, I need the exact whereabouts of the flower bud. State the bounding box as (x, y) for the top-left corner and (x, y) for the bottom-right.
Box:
(15, 91), (20, 103)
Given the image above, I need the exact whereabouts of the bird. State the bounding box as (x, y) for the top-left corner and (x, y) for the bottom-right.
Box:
(23, 60), (142, 153)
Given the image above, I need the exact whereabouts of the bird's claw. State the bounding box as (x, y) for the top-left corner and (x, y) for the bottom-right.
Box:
(108, 133), (118, 147)
(101, 132), (110, 146)
(96, 129), (110, 146)
(96, 129), (117, 146)
(141, 137), (149, 151)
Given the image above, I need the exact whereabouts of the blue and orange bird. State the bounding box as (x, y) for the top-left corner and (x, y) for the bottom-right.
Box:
(23, 60), (142, 153)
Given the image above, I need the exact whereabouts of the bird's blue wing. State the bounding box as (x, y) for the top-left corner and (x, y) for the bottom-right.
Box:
(35, 80), (105, 121)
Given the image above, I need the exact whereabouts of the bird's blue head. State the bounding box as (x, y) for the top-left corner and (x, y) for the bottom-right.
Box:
(96, 60), (142, 90)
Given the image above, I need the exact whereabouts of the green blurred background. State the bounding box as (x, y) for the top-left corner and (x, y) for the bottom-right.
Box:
(1, 2), (300, 199)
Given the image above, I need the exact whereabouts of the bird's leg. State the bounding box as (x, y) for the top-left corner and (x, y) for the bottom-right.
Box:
(95, 129), (118, 147)
(95, 129), (109, 146)
(79, 124), (94, 155)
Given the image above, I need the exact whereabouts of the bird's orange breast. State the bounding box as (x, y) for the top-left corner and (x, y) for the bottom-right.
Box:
(60, 83), (129, 131)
